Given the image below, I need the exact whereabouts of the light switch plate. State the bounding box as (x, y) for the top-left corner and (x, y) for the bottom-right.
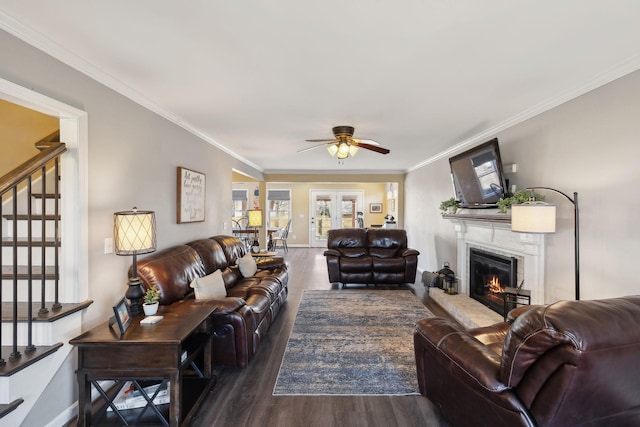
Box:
(104, 237), (113, 254)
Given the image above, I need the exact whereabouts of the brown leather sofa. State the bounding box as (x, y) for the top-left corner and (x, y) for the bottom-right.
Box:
(414, 296), (640, 426)
(133, 235), (288, 368)
(324, 228), (419, 287)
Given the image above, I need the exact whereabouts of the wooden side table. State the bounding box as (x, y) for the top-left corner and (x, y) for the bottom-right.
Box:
(70, 302), (217, 427)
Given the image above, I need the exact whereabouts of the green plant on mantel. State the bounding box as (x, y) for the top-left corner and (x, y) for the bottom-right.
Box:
(144, 285), (160, 305)
(497, 190), (545, 214)
(439, 197), (460, 214)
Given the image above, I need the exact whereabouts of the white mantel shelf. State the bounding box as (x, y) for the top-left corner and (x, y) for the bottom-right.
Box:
(442, 213), (511, 224)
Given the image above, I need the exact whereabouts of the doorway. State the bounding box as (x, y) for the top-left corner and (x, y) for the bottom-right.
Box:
(310, 190), (363, 247)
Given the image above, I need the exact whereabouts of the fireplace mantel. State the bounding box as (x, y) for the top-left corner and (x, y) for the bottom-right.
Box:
(444, 211), (546, 305)
(442, 212), (511, 224)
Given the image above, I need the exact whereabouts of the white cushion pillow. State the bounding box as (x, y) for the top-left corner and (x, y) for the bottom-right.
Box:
(189, 269), (226, 300)
(237, 252), (257, 278)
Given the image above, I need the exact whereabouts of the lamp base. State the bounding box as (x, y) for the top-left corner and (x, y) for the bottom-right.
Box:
(125, 277), (144, 317)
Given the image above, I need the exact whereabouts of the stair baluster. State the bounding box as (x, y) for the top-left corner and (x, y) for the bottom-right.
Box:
(0, 199), (4, 367)
(38, 165), (48, 316)
(26, 177), (34, 353)
(10, 187), (20, 361)
(53, 158), (61, 311)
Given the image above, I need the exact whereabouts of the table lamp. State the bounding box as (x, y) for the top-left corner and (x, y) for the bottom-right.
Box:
(114, 207), (157, 316)
(248, 209), (262, 253)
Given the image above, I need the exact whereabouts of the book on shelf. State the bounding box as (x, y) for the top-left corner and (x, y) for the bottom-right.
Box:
(107, 381), (170, 411)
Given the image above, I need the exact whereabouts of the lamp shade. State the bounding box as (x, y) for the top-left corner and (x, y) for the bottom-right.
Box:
(327, 144), (338, 156)
(248, 209), (262, 227)
(511, 203), (556, 233)
(114, 208), (157, 255)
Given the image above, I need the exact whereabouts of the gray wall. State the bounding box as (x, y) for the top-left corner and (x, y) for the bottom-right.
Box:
(406, 68), (640, 303)
(0, 29), (262, 425)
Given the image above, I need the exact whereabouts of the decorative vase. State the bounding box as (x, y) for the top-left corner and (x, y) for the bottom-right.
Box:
(143, 302), (159, 316)
(446, 206), (458, 214)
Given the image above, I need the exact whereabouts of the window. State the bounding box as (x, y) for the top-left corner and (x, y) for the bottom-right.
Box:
(267, 189), (291, 228)
(232, 189), (248, 222)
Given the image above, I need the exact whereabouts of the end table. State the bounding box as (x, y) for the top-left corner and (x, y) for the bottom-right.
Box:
(70, 302), (217, 426)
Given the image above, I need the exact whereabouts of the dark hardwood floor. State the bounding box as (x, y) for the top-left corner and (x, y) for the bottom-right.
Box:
(190, 248), (452, 427)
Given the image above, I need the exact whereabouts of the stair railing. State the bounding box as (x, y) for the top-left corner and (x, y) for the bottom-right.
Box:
(0, 142), (66, 365)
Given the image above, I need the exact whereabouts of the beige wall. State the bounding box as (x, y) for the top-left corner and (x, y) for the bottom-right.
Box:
(0, 98), (58, 176)
(405, 68), (640, 303)
(265, 173), (403, 246)
(266, 181), (388, 246)
(234, 176), (401, 247)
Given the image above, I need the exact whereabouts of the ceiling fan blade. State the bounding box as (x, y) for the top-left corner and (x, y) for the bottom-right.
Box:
(355, 142), (390, 154)
(352, 138), (380, 146)
(305, 138), (335, 142)
(298, 143), (331, 153)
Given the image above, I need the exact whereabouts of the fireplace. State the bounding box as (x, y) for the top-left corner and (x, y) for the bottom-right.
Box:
(469, 248), (517, 316)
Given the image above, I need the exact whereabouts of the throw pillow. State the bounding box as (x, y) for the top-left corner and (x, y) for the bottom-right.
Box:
(237, 252), (258, 277)
(189, 269), (226, 300)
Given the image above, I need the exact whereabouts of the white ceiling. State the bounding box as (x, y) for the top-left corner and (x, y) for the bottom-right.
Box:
(1, 1), (640, 174)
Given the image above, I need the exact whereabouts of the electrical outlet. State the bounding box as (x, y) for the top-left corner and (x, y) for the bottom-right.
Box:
(292, 234), (296, 240)
(104, 237), (113, 254)
(223, 221), (228, 230)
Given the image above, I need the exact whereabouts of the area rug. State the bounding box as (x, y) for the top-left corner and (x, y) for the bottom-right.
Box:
(273, 290), (434, 396)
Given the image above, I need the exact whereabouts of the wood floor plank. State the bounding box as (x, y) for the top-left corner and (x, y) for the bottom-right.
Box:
(190, 247), (452, 427)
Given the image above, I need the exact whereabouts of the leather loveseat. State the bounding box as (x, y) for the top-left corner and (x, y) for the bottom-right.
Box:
(324, 228), (419, 287)
(414, 296), (640, 426)
(133, 235), (288, 368)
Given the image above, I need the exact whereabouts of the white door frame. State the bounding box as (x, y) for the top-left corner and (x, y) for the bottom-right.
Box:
(309, 189), (364, 247)
(0, 77), (89, 302)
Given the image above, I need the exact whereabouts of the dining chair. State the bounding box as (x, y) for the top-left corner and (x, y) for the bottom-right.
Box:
(272, 219), (291, 253)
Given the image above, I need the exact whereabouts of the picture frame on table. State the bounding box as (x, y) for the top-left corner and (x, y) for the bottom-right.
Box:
(177, 166), (206, 224)
(369, 203), (383, 213)
(111, 297), (132, 335)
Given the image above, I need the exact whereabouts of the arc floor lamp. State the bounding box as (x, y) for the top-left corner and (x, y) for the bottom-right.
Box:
(511, 187), (580, 300)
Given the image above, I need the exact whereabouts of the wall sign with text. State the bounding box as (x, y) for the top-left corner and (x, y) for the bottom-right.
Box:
(177, 166), (206, 223)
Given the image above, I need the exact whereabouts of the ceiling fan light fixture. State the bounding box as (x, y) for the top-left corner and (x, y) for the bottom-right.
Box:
(337, 142), (351, 159)
(327, 144), (338, 156)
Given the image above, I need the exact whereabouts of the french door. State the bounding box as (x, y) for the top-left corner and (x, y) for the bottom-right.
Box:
(310, 190), (364, 247)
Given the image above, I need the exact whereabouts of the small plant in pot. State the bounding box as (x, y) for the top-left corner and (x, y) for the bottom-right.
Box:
(496, 190), (545, 214)
(143, 285), (160, 316)
(439, 197), (460, 214)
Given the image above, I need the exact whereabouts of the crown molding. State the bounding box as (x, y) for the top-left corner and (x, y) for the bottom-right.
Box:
(407, 54), (640, 173)
(0, 11), (263, 173)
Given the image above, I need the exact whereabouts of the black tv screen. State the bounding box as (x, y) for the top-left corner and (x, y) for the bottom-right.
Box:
(448, 138), (507, 208)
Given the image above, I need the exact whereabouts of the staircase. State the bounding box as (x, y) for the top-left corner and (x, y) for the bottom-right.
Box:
(0, 139), (92, 424)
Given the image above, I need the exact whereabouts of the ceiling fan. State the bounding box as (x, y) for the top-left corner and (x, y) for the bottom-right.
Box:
(299, 125), (390, 160)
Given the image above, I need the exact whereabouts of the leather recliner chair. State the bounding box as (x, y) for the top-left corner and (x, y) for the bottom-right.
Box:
(324, 228), (419, 287)
(414, 296), (640, 426)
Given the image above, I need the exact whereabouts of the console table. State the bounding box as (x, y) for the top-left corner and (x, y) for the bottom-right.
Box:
(70, 302), (217, 427)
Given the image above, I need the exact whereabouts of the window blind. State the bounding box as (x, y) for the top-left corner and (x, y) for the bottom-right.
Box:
(268, 190), (290, 201)
(232, 190), (248, 201)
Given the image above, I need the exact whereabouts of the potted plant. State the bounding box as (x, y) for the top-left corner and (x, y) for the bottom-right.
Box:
(439, 197), (460, 214)
(497, 190), (545, 214)
(143, 285), (160, 316)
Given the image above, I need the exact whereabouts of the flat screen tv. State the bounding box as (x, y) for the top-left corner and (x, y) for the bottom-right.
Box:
(448, 138), (507, 208)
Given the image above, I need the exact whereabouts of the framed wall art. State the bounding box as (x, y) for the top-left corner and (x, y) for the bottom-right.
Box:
(177, 166), (206, 223)
(369, 203), (383, 213)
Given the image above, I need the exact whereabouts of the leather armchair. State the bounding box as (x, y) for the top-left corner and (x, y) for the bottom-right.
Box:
(414, 296), (640, 426)
(324, 228), (419, 286)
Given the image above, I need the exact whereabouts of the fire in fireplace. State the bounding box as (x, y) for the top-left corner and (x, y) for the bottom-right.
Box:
(469, 248), (517, 316)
